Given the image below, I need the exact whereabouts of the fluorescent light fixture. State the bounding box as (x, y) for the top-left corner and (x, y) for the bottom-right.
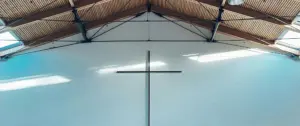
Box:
(228, 0), (245, 5)
(98, 61), (166, 74)
(188, 48), (269, 63)
(0, 75), (71, 91)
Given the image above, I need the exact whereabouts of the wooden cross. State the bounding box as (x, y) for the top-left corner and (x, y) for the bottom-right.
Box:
(117, 50), (182, 126)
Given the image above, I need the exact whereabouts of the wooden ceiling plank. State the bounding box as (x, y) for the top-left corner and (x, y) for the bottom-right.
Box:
(194, 0), (291, 25)
(26, 5), (147, 45)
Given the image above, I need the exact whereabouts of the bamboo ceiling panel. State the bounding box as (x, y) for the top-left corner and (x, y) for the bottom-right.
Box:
(14, 0), (146, 44)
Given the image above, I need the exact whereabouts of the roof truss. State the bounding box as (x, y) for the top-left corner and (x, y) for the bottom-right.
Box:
(194, 0), (291, 25)
(1, 0), (296, 48)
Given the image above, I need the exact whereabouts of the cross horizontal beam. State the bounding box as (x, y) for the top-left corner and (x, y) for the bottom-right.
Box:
(195, 0), (291, 25)
(117, 71), (182, 73)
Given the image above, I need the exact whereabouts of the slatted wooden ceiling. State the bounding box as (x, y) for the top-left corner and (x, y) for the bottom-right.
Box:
(0, 0), (71, 21)
(0, 0), (299, 46)
(241, 0), (300, 21)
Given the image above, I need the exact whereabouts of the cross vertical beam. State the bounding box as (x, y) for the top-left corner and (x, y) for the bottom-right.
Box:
(210, 0), (226, 42)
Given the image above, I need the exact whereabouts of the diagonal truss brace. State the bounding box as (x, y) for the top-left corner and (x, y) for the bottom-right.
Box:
(70, 0), (91, 43)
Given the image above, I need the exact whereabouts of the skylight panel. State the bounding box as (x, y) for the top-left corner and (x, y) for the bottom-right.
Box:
(278, 30), (300, 49)
(0, 75), (71, 91)
(0, 31), (24, 57)
(293, 13), (300, 26)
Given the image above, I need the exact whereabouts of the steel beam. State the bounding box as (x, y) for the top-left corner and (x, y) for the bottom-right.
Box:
(151, 6), (274, 45)
(6, 0), (105, 27)
(27, 6), (147, 45)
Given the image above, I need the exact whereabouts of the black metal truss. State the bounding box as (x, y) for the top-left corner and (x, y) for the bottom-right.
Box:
(71, 7), (90, 42)
(1, 0), (300, 60)
(210, 1), (225, 42)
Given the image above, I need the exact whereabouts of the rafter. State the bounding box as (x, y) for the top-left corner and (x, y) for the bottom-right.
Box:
(26, 5), (147, 46)
(69, 0), (90, 42)
(194, 0), (291, 25)
(6, 0), (105, 27)
(151, 6), (274, 45)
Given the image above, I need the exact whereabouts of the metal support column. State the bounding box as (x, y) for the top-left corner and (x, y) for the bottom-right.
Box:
(210, 0), (226, 42)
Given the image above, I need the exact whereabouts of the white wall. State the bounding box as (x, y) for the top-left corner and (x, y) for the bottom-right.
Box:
(1, 13), (300, 126)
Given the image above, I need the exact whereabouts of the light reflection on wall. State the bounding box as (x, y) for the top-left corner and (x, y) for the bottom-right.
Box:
(98, 61), (166, 74)
(0, 75), (71, 91)
(187, 48), (269, 63)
